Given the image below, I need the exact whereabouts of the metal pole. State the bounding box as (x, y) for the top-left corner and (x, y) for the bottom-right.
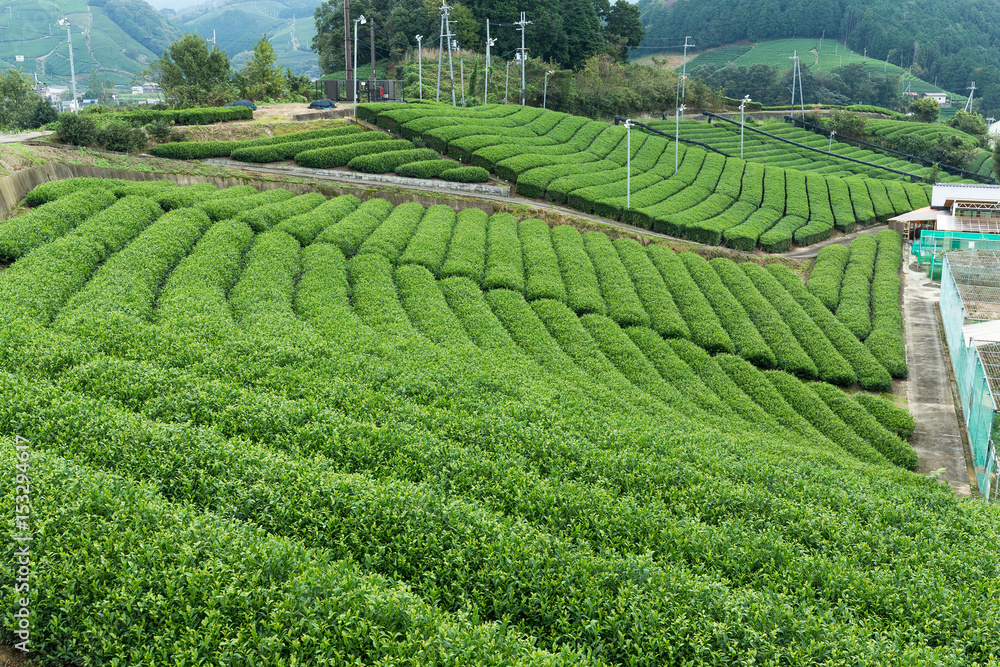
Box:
(460, 59), (465, 107)
(681, 36), (693, 121)
(437, 13), (444, 102)
(505, 61), (509, 104)
(625, 119), (632, 209)
(675, 105), (684, 174)
(353, 18), (361, 116)
(484, 21), (492, 105)
(740, 96), (750, 159)
(344, 0), (351, 102)
(416, 35), (423, 100)
(444, 4), (456, 106)
(60, 20), (77, 113)
(543, 70), (552, 109)
(370, 20), (375, 102)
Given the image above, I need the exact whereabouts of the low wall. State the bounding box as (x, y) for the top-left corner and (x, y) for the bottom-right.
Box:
(0, 162), (496, 219)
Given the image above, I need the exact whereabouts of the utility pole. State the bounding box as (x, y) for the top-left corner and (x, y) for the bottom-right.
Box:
(789, 50), (798, 113)
(965, 81), (977, 113)
(681, 36), (693, 120)
(438, 1), (456, 106)
(344, 0), (352, 103)
(436, 12), (444, 102)
(516, 12), (531, 106)
(58, 18), (77, 113)
(797, 53), (805, 118)
(415, 35), (423, 100)
(353, 14), (366, 116)
(484, 20), (495, 105)
(675, 105), (685, 174)
(370, 20), (375, 102)
(624, 119), (633, 209)
(505, 61), (510, 104)
(460, 59), (465, 106)
(740, 95), (751, 159)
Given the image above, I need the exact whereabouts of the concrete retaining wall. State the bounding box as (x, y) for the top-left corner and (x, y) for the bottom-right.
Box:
(1, 162), (495, 219)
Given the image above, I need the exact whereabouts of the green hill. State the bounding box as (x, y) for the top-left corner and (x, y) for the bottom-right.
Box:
(1, 172), (998, 665)
(166, 0), (321, 77)
(0, 0), (179, 86)
(638, 0), (1000, 114)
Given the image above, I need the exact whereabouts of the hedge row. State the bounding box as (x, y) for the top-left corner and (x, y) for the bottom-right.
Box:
(440, 209), (489, 284)
(275, 195), (361, 246)
(742, 262), (856, 387)
(315, 198), (396, 257)
(866, 229), (908, 378)
(399, 204), (457, 275)
(678, 252), (775, 368)
(836, 234), (878, 340)
(763, 370), (887, 466)
(807, 244), (850, 310)
(584, 232), (649, 328)
(626, 327), (729, 416)
(551, 224), (605, 315)
(231, 131), (382, 163)
(149, 126), (360, 160)
(295, 139), (415, 168)
(767, 264), (893, 392)
(198, 188), (295, 221)
(442, 166), (491, 183)
(0, 196), (162, 323)
(111, 105), (253, 127)
(647, 245), (732, 354)
(854, 393), (916, 439)
(348, 148), (441, 173)
(613, 239), (690, 339)
(811, 382), (918, 469)
(483, 213), (525, 292)
(357, 201), (425, 262)
(520, 219), (567, 302)
(0, 189), (116, 263)
(235, 192), (327, 233)
(711, 257), (817, 379)
(396, 159), (462, 178)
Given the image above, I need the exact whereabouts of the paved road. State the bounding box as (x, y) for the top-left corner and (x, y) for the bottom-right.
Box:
(902, 252), (975, 496)
(0, 131), (52, 144)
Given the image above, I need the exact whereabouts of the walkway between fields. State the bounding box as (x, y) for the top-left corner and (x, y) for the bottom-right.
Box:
(902, 251), (975, 496)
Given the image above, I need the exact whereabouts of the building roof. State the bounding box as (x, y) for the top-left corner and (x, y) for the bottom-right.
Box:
(932, 183), (1000, 208)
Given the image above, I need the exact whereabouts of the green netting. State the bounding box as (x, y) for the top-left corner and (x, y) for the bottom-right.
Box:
(940, 255), (1000, 500)
(915, 231), (1000, 281)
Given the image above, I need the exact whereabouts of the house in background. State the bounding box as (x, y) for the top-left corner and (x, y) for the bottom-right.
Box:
(924, 92), (951, 107)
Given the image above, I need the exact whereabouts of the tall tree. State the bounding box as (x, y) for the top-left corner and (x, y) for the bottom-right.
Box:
(601, 0), (644, 63)
(149, 33), (235, 107)
(0, 70), (41, 131)
(241, 36), (286, 101)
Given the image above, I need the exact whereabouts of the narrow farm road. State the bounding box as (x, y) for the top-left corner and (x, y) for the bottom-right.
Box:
(902, 250), (975, 496)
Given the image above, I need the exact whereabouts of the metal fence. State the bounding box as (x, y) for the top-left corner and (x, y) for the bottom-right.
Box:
(913, 231), (1000, 280)
(319, 79), (405, 103)
(940, 252), (1000, 500)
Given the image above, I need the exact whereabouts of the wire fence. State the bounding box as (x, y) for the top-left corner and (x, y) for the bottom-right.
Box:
(941, 251), (1000, 500)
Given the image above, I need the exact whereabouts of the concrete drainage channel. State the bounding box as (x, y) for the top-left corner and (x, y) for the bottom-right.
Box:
(204, 159), (513, 198)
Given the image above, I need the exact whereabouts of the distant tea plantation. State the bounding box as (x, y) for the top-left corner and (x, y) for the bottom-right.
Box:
(1, 176), (998, 665)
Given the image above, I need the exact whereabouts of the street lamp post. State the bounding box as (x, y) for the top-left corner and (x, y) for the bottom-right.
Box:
(675, 104), (685, 174)
(58, 18), (77, 113)
(543, 70), (554, 109)
(353, 14), (366, 117)
(505, 61), (510, 104)
(415, 35), (423, 100)
(827, 129), (836, 174)
(740, 95), (751, 159)
(624, 119), (634, 209)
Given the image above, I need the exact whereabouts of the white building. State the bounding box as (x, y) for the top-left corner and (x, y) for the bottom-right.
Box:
(131, 85), (144, 95)
(924, 92), (951, 107)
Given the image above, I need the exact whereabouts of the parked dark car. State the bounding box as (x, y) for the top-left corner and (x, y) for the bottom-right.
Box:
(224, 100), (258, 110)
(308, 98), (336, 109)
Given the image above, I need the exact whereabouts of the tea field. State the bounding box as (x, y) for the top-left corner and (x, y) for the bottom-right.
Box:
(155, 103), (929, 252)
(1, 177), (998, 665)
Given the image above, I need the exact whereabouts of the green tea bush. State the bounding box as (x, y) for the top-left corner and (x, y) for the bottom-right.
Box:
(295, 139), (414, 168)
(348, 148), (441, 173)
(395, 159), (460, 178)
(807, 244), (851, 310)
(440, 209), (489, 284)
(357, 202), (425, 262)
(441, 166), (491, 183)
(399, 204), (457, 275)
(0, 190), (116, 263)
(519, 219), (567, 302)
(613, 239), (689, 339)
(483, 213), (525, 292)
(836, 234), (877, 339)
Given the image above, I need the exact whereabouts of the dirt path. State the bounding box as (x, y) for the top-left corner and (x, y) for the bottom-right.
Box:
(902, 251), (975, 496)
(780, 225), (886, 259)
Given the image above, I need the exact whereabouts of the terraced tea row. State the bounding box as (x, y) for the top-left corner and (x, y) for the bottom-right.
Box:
(357, 103), (927, 251)
(2, 179), (971, 667)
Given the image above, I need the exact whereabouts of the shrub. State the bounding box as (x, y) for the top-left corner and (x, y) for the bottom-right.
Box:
(55, 111), (97, 146)
(399, 205), (457, 275)
(613, 238), (689, 339)
(315, 198), (396, 256)
(812, 383), (919, 469)
(519, 219), (567, 302)
(441, 166), (490, 183)
(807, 244), (850, 311)
(440, 209), (489, 284)
(149, 141), (241, 159)
(836, 234), (877, 340)
(348, 148), (441, 173)
(483, 213), (524, 293)
(357, 202), (426, 262)
(295, 139), (415, 169)
(96, 121), (148, 153)
(551, 224), (604, 315)
(0, 189), (116, 263)
(396, 159), (461, 178)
